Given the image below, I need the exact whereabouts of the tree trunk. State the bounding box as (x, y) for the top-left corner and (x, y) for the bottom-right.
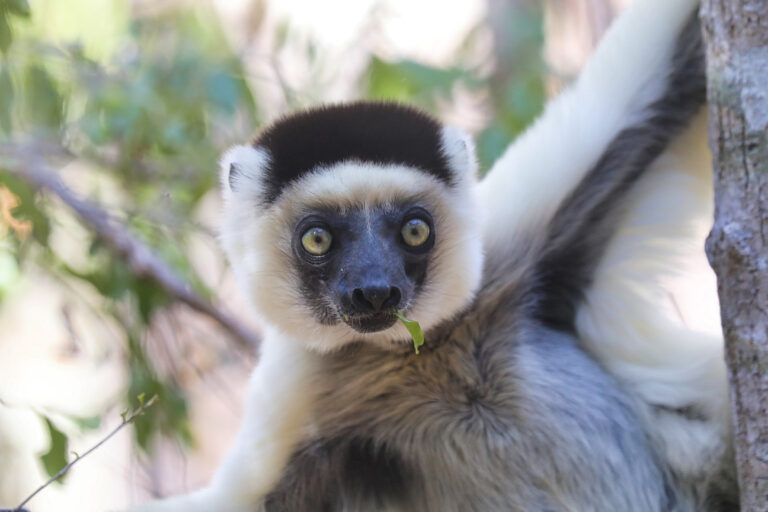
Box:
(701, 1), (768, 510)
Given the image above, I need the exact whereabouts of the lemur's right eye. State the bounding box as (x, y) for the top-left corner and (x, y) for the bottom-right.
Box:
(301, 227), (333, 255)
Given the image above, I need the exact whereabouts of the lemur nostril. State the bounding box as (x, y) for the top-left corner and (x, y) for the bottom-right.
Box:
(383, 287), (402, 309)
(353, 286), (400, 312)
(352, 288), (374, 311)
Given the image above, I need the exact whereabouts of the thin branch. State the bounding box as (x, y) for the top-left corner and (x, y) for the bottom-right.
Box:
(3, 395), (159, 512)
(0, 144), (259, 353)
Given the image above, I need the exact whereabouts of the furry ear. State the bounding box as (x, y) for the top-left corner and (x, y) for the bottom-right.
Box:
(219, 144), (271, 199)
(440, 125), (478, 185)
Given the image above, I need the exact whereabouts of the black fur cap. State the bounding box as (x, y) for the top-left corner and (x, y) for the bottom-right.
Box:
(244, 101), (454, 204)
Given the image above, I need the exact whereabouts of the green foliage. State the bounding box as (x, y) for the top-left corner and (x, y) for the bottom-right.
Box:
(0, 170), (51, 244)
(0, 1), (255, 452)
(0, 65), (13, 133)
(0, 0), (30, 54)
(40, 417), (69, 483)
(363, 9), (546, 172)
(127, 336), (191, 451)
(367, 57), (475, 106)
(22, 64), (64, 132)
(67, 11), (257, 214)
(477, 6), (546, 170)
(396, 311), (425, 354)
(0, 14), (10, 54)
(6, 0), (31, 18)
(71, 414), (101, 431)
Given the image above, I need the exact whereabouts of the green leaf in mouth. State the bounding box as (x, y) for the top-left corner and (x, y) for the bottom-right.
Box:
(396, 311), (425, 354)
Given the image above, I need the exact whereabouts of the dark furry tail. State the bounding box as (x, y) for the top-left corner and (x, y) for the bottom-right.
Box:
(528, 14), (706, 332)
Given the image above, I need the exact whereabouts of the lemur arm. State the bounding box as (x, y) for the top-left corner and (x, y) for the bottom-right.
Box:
(477, 0), (700, 256)
(126, 333), (319, 512)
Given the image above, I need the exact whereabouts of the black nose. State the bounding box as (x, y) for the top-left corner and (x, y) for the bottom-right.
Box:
(352, 286), (401, 313)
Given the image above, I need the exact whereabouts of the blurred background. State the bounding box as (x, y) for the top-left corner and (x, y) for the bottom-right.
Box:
(0, 0), (636, 509)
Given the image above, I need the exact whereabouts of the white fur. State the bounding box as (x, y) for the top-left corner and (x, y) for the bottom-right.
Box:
(219, 144), (271, 201)
(478, 0), (699, 252)
(576, 111), (729, 476)
(126, 330), (319, 512)
(219, 155), (484, 353)
(440, 125), (478, 188)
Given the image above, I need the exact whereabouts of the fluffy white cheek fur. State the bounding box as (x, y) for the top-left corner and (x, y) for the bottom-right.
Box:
(220, 162), (485, 353)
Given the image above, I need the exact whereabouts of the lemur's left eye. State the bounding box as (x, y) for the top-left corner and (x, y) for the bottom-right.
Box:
(301, 227), (333, 255)
(401, 218), (430, 247)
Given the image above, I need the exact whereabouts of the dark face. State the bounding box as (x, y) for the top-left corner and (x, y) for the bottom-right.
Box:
(292, 203), (435, 333)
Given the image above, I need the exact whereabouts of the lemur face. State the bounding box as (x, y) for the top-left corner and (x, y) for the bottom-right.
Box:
(218, 102), (484, 351)
(291, 202), (435, 333)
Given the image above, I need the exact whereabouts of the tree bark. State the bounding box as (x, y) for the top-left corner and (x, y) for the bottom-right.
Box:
(701, 1), (768, 510)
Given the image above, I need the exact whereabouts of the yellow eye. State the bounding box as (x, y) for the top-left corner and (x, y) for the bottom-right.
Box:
(301, 227), (332, 255)
(401, 218), (430, 247)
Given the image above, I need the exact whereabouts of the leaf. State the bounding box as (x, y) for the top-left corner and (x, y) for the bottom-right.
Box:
(476, 124), (510, 174)
(23, 65), (64, 130)
(134, 277), (169, 324)
(127, 357), (191, 452)
(0, 65), (13, 133)
(0, 12), (11, 54)
(6, 0), (30, 18)
(60, 260), (133, 301)
(396, 311), (425, 354)
(71, 415), (101, 431)
(366, 57), (470, 105)
(40, 417), (69, 483)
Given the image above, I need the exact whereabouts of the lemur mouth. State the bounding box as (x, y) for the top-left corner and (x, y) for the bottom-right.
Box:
(342, 312), (398, 333)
